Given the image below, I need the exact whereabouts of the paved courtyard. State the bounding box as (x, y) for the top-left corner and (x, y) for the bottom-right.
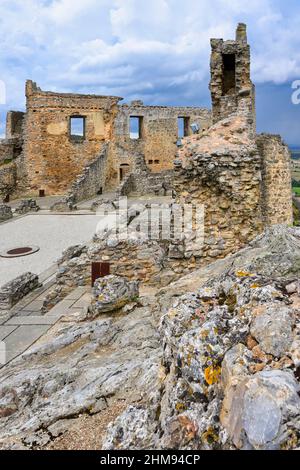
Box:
(0, 213), (101, 287)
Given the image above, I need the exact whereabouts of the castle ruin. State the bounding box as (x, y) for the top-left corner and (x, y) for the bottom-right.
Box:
(0, 24), (293, 265)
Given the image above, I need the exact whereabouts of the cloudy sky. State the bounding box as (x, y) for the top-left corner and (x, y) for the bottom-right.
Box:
(0, 0), (300, 144)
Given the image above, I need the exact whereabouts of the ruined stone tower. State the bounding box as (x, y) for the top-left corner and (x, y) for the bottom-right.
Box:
(209, 23), (256, 132)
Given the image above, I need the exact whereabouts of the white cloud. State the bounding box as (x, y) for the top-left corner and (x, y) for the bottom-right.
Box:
(0, 0), (300, 139)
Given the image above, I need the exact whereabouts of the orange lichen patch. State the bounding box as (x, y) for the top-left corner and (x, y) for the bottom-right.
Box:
(175, 402), (186, 412)
(270, 356), (293, 370)
(246, 335), (258, 350)
(178, 415), (198, 441)
(200, 329), (209, 339)
(236, 270), (254, 278)
(202, 426), (219, 444)
(250, 283), (260, 289)
(249, 363), (265, 373)
(251, 305), (267, 318)
(204, 365), (221, 385)
(252, 345), (272, 363)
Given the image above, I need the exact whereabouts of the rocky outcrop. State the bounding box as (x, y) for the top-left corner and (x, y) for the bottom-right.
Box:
(103, 226), (300, 450)
(1, 225), (300, 450)
(88, 275), (139, 317)
(50, 197), (76, 212)
(15, 199), (40, 214)
(0, 302), (161, 449)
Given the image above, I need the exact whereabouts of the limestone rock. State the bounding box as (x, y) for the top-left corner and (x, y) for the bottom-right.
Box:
(15, 199), (40, 214)
(89, 275), (139, 316)
(250, 305), (293, 357)
(50, 198), (76, 212)
(103, 406), (156, 450)
(233, 371), (300, 449)
(2, 226), (300, 450)
(91, 200), (116, 213)
(0, 307), (161, 446)
(104, 239), (300, 450)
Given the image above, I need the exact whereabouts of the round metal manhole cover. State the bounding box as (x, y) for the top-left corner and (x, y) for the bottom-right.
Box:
(0, 245), (40, 258)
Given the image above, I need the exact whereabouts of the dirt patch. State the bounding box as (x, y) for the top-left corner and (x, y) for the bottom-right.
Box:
(45, 399), (128, 450)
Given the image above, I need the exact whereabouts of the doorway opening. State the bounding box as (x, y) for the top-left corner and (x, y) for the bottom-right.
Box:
(120, 163), (130, 181)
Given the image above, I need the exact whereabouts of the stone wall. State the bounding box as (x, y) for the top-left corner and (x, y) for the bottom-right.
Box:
(0, 138), (23, 164)
(256, 134), (293, 225)
(1, 86), (211, 199)
(0, 272), (40, 312)
(6, 111), (25, 139)
(118, 152), (173, 197)
(0, 205), (13, 222)
(23, 80), (121, 196)
(69, 143), (109, 203)
(174, 113), (264, 262)
(0, 140), (14, 163)
(0, 161), (17, 200)
(210, 23), (255, 133)
(107, 102), (211, 188)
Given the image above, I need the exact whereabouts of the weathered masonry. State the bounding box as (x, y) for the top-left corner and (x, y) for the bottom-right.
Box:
(0, 82), (211, 198)
(209, 22), (256, 131)
(0, 23), (293, 242)
(23, 80), (121, 195)
(110, 102), (211, 182)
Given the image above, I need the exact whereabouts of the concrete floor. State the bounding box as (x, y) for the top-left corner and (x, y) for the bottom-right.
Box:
(0, 213), (102, 287)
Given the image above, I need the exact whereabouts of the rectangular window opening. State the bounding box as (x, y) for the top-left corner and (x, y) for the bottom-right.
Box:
(130, 116), (143, 140)
(178, 117), (190, 138)
(222, 54), (236, 95)
(154, 159), (160, 164)
(70, 116), (85, 141)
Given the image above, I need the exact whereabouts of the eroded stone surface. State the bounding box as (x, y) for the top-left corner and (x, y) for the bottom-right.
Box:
(0, 306), (161, 448)
(88, 275), (139, 316)
(250, 305), (293, 357)
(103, 226), (300, 451)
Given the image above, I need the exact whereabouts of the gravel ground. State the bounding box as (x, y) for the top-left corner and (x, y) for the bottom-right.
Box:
(44, 399), (128, 450)
(0, 213), (101, 287)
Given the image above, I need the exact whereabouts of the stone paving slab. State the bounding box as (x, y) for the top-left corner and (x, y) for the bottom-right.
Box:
(38, 264), (57, 283)
(22, 300), (45, 312)
(16, 310), (38, 317)
(71, 292), (92, 309)
(3, 325), (50, 363)
(44, 299), (78, 317)
(1, 285), (89, 366)
(0, 325), (18, 341)
(6, 316), (59, 326)
(64, 286), (88, 301)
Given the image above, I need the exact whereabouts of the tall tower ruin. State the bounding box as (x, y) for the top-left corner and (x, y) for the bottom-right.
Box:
(209, 23), (256, 131)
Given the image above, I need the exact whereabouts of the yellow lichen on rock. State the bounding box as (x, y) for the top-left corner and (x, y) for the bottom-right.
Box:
(204, 365), (221, 385)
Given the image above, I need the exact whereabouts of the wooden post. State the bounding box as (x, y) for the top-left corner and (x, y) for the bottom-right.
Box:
(91, 261), (110, 286)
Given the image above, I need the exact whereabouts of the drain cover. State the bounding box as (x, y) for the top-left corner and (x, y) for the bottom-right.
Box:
(0, 246), (40, 258)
